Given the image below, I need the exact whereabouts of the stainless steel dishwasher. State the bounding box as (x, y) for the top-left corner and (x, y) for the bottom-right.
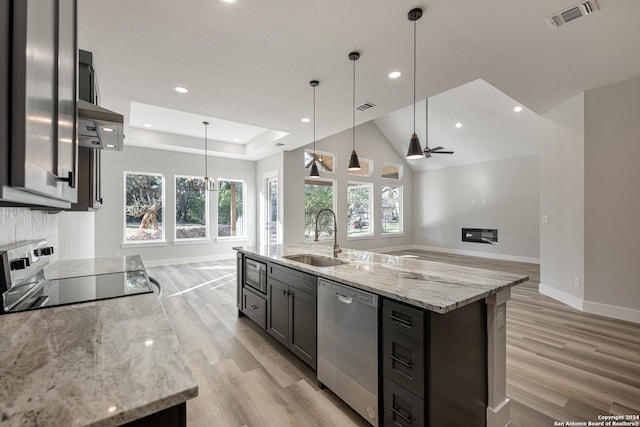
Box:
(318, 278), (379, 426)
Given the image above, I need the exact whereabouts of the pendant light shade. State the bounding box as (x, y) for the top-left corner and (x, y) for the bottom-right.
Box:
(405, 8), (425, 160)
(347, 51), (361, 171)
(309, 80), (320, 178)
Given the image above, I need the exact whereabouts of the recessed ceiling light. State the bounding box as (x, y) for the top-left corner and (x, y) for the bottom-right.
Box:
(455, 122), (462, 128)
(388, 71), (401, 79)
(143, 123), (152, 127)
(234, 138), (240, 142)
(514, 106), (523, 112)
(301, 117), (311, 123)
(223, 0), (236, 3)
(174, 86), (189, 93)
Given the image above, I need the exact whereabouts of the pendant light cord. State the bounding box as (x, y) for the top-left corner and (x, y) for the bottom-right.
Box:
(204, 122), (209, 179)
(313, 85), (316, 155)
(352, 57), (356, 151)
(413, 19), (417, 134)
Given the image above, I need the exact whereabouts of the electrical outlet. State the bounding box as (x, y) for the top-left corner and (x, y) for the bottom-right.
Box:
(114, 251), (120, 257)
(542, 215), (549, 224)
(574, 277), (580, 288)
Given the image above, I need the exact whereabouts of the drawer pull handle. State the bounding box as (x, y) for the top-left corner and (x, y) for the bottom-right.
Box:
(390, 407), (413, 424)
(390, 354), (412, 369)
(389, 314), (412, 327)
(250, 304), (259, 310)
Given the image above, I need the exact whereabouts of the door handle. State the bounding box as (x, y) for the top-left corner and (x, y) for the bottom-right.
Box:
(336, 293), (352, 304)
(389, 354), (412, 369)
(389, 314), (412, 327)
(250, 304), (258, 310)
(56, 171), (74, 187)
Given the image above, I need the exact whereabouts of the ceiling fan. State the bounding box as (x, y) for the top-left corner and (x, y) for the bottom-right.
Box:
(304, 152), (333, 172)
(422, 97), (454, 158)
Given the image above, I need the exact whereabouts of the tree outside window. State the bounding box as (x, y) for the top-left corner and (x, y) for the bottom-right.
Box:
(381, 185), (402, 234)
(175, 176), (208, 240)
(124, 172), (164, 242)
(218, 179), (245, 238)
(304, 179), (335, 239)
(347, 182), (373, 237)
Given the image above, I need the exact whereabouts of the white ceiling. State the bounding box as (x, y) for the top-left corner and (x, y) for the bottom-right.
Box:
(78, 0), (640, 166)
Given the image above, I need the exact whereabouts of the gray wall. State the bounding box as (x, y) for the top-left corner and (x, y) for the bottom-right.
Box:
(95, 145), (256, 264)
(584, 76), (640, 319)
(413, 155), (540, 262)
(539, 94), (585, 307)
(282, 121), (414, 251)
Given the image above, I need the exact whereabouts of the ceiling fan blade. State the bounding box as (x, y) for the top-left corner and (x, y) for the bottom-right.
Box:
(429, 146), (444, 151)
(304, 159), (314, 168)
(432, 150), (454, 154)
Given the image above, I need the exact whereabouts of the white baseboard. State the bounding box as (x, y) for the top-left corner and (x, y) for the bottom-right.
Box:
(411, 245), (540, 264)
(143, 253), (235, 267)
(583, 300), (640, 324)
(539, 283), (584, 311)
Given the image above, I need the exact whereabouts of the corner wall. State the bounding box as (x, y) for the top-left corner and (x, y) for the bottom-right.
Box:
(413, 155), (540, 263)
(584, 76), (640, 322)
(539, 94), (585, 309)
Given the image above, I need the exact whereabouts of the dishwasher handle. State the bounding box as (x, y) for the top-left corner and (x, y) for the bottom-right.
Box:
(336, 293), (352, 304)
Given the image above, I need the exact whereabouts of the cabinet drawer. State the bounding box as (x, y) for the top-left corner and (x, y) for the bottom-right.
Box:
(269, 263), (316, 295)
(383, 376), (425, 427)
(382, 298), (425, 341)
(383, 326), (425, 398)
(243, 288), (267, 329)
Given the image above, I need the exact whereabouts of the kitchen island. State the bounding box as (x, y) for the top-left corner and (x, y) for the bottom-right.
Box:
(0, 256), (198, 427)
(234, 243), (528, 427)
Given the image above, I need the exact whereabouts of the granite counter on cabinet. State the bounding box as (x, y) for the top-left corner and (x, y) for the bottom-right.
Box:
(0, 256), (198, 427)
(234, 243), (529, 314)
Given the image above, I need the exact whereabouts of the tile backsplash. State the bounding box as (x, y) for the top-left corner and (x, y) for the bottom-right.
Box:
(0, 208), (58, 263)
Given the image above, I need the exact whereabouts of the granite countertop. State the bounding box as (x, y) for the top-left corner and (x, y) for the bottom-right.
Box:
(0, 256), (198, 426)
(235, 243), (529, 314)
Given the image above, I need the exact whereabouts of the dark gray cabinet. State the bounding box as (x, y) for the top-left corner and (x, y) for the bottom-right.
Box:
(0, 0), (78, 208)
(266, 263), (317, 370)
(382, 298), (487, 427)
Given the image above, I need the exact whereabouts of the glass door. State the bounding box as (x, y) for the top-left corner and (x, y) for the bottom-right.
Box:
(264, 172), (279, 245)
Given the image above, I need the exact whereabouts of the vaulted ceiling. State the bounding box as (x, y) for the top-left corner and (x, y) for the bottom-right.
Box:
(78, 0), (640, 168)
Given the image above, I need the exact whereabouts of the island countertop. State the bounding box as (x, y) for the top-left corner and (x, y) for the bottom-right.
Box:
(0, 256), (198, 427)
(234, 243), (529, 313)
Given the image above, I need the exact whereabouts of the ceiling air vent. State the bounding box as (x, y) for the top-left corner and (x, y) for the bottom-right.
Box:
(355, 102), (376, 112)
(546, 0), (598, 29)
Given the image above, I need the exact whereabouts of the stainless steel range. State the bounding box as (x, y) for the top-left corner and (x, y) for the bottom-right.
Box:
(1, 240), (153, 314)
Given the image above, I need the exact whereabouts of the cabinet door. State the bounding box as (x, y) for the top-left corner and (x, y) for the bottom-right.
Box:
(289, 288), (316, 370)
(267, 278), (289, 346)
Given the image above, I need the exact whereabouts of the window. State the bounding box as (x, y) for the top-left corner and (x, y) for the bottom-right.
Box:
(124, 172), (164, 242)
(217, 179), (245, 238)
(304, 178), (335, 240)
(174, 176), (208, 241)
(348, 158), (372, 177)
(304, 149), (335, 173)
(381, 185), (402, 234)
(347, 182), (373, 238)
(381, 162), (402, 179)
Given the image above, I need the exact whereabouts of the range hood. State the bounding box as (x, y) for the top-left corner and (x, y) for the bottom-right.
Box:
(77, 99), (124, 150)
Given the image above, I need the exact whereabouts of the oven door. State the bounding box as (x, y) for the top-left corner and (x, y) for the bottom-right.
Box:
(244, 258), (266, 294)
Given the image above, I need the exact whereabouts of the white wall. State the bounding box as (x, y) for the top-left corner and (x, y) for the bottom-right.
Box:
(539, 94), (585, 309)
(95, 145), (256, 265)
(413, 155), (540, 262)
(583, 76), (640, 322)
(282, 121), (414, 251)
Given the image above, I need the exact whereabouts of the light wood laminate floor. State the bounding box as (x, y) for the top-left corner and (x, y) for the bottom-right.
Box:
(147, 250), (640, 426)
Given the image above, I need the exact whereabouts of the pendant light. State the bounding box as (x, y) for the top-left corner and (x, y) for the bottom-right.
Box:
(202, 121), (217, 191)
(406, 7), (425, 160)
(347, 51), (361, 171)
(309, 80), (320, 177)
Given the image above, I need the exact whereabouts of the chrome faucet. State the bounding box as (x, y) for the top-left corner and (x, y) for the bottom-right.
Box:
(314, 208), (342, 258)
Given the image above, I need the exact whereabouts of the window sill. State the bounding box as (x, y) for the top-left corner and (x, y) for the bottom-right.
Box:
(380, 233), (404, 238)
(346, 234), (375, 241)
(215, 237), (248, 243)
(173, 238), (211, 246)
(121, 240), (167, 249)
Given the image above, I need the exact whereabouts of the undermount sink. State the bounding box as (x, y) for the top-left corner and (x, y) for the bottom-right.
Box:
(282, 254), (348, 267)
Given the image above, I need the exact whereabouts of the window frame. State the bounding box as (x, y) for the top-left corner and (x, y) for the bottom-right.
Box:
(173, 174), (210, 243)
(381, 162), (403, 180)
(304, 177), (337, 241)
(122, 171), (166, 246)
(381, 184), (403, 236)
(346, 180), (374, 239)
(216, 178), (247, 240)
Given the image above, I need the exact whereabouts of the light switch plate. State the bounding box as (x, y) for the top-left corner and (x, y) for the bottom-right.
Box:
(542, 215), (549, 224)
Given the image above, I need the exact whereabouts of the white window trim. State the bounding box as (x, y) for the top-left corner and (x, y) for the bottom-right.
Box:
(173, 174), (210, 242)
(304, 177), (337, 242)
(216, 178), (247, 239)
(123, 171), (165, 244)
(381, 184), (403, 235)
(346, 180), (374, 238)
(121, 241), (167, 248)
